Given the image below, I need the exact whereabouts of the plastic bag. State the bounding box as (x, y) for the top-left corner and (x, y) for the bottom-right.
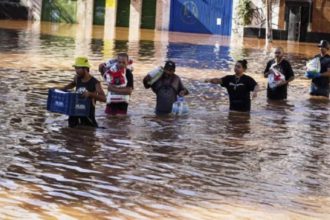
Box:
(105, 69), (130, 104)
(172, 97), (189, 115)
(106, 92), (129, 104)
(105, 68), (126, 86)
(104, 66), (129, 104)
(305, 57), (321, 79)
(147, 66), (164, 85)
(268, 67), (286, 89)
(105, 70), (130, 104)
(105, 58), (134, 72)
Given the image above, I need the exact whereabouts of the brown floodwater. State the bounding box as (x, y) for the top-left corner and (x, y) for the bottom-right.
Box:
(0, 20), (329, 220)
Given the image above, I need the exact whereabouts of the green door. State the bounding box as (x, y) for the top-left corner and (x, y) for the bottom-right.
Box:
(94, 0), (105, 25)
(41, 0), (77, 23)
(116, 0), (130, 27)
(141, 0), (157, 29)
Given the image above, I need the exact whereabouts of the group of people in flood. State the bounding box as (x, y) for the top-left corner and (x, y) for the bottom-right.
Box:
(57, 40), (330, 128)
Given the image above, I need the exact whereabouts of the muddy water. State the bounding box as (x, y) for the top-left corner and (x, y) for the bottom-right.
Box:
(0, 20), (329, 220)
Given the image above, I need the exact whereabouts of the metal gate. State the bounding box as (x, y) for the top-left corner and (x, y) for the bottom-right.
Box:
(169, 0), (233, 35)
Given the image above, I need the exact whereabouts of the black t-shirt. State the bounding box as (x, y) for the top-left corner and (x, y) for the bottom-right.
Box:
(125, 69), (134, 88)
(311, 54), (330, 96)
(76, 76), (99, 113)
(69, 76), (99, 127)
(151, 74), (186, 114)
(76, 76), (98, 92)
(264, 59), (294, 100)
(107, 69), (134, 110)
(221, 75), (257, 112)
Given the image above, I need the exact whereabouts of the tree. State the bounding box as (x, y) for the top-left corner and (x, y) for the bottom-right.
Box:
(237, 0), (254, 26)
(236, 0), (278, 44)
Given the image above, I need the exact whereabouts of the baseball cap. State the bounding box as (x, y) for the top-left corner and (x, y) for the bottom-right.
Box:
(164, 60), (176, 71)
(318, 40), (330, 49)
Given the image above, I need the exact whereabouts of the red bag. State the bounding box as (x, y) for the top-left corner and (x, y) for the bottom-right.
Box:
(106, 68), (126, 86)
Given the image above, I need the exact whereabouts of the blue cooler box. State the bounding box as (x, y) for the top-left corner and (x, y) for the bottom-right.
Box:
(47, 89), (91, 116)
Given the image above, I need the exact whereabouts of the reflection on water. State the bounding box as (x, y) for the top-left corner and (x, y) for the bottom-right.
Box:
(0, 20), (329, 219)
(167, 43), (233, 70)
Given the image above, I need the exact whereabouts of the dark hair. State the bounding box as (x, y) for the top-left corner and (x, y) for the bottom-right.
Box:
(80, 67), (90, 72)
(117, 52), (129, 61)
(237, 59), (248, 69)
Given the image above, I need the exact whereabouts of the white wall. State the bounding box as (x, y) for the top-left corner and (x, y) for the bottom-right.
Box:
(156, 0), (171, 31)
(232, 0), (243, 36)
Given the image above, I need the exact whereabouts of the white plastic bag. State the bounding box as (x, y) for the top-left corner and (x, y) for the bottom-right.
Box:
(172, 97), (189, 115)
(268, 67), (286, 89)
(305, 57), (321, 79)
(104, 69), (130, 104)
(147, 66), (164, 85)
(106, 92), (129, 103)
(306, 57), (321, 74)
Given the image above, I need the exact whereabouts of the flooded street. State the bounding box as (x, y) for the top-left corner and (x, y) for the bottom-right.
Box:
(0, 20), (329, 219)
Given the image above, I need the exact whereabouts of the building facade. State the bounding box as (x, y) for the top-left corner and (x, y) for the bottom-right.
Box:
(18, 0), (235, 36)
(0, 0), (329, 42)
(242, 0), (330, 42)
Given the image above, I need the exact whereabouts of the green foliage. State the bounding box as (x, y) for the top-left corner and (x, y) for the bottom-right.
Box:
(42, 0), (77, 24)
(237, 0), (254, 26)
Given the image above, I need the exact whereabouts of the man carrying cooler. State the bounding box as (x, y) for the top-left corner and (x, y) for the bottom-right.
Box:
(60, 57), (106, 128)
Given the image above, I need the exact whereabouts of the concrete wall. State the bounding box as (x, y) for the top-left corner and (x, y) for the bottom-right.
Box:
(77, 0), (94, 28)
(156, 0), (171, 31)
(104, 0), (117, 39)
(231, 0), (243, 36)
(129, 0), (142, 41)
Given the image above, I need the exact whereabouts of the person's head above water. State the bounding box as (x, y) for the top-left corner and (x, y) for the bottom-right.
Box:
(318, 40), (330, 55)
(117, 52), (129, 69)
(73, 56), (91, 78)
(163, 60), (176, 76)
(234, 59), (248, 76)
(274, 47), (284, 61)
